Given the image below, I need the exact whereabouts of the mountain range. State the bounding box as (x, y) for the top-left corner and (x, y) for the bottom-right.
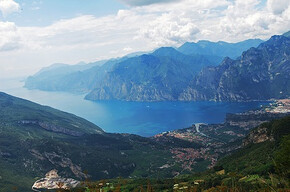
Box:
(85, 47), (218, 101)
(25, 38), (266, 101)
(180, 34), (290, 101)
(177, 39), (263, 59)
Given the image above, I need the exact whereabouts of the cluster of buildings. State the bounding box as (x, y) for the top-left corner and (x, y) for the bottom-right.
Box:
(265, 99), (290, 113)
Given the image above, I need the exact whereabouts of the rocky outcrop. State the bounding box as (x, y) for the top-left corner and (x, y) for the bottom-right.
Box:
(19, 120), (84, 136)
(32, 169), (80, 191)
(243, 126), (274, 146)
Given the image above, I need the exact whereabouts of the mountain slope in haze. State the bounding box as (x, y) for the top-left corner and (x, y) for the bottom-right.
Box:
(177, 39), (263, 59)
(283, 30), (290, 38)
(25, 59), (119, 93)
(179, 34), (290, 101)
(85, 47), (216, 101)
(24, 51), (148, 94)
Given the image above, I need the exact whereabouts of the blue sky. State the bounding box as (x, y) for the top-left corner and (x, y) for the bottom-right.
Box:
(0, 0), (289, 79)
(2, 0), (127, 26)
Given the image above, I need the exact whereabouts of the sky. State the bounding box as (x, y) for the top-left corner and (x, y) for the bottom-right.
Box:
(0, 0), (289, 79)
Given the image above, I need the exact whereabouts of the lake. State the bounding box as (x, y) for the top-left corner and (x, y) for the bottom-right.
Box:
(0, 78), (270, 136)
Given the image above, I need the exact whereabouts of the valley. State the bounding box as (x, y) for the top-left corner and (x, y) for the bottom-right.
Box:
(0, 92), (288, 191)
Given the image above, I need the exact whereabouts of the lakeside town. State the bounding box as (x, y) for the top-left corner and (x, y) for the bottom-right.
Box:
(153, 99), (290, 173)
(265, 99), (290, 113)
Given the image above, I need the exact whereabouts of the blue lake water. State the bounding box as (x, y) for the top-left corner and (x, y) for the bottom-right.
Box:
(0, 78), (270, 136)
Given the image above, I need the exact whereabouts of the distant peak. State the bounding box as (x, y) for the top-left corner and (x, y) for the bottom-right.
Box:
(221, 56), (234, 64)
(258, 35), (289, 49)
(152, 47), (180, 56)
(154, 47), (176, 52)
(197, 40), (212, 43)
(282, 30), (290, 38)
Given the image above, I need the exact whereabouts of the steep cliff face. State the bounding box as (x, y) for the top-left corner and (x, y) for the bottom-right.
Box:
(179, 35), (290, 101)
(86, 48), (215, 101)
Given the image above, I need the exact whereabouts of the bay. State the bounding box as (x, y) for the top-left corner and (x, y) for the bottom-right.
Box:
(0, 78), (270, 136)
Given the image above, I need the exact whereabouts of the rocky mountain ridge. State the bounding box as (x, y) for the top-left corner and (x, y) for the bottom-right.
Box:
(177, 39), (263, 59)
(179, 34), (290, 101)
(24, 38), (265, 101)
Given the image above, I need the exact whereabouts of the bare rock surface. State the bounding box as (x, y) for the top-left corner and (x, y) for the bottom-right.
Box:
(32, 169), (80, 191)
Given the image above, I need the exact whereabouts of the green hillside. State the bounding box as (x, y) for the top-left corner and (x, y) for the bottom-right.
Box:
(218, 115), (290, 176)
(76, 116), (290, 192)
(0, 92), (177, 191)
(1, 92), (289, 191)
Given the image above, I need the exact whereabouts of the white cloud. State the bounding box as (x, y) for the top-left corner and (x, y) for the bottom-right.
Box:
(139, 13), (200, 46)
(0, 0), (20, 17)
(119, 0), (181, 6)
(267, 0), (290, 14)
(18, 13), (150, 50)
(0, 21), (21, 51)
(217, 0), (290, 41)
(123, 47), (133, 52)
(1, 0), (290, 53)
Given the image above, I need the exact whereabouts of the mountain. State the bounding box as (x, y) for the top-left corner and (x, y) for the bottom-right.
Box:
(85, 47), (216, 101)
(283, 30), (290, 38)
(177, 39), (263, 59)
(24, 53), (148, 94)
(25, 58), (124, 93)
(179, 34), (290, 101)
(25, 38), (262, 101)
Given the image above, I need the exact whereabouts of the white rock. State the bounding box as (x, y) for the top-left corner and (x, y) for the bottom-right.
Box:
(32, 170), (80, 191)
